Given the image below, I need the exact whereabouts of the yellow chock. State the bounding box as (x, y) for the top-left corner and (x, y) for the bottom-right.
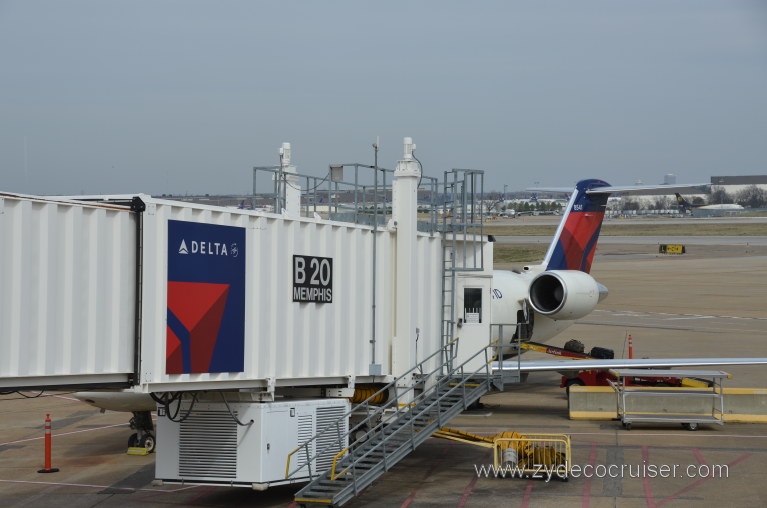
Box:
(127, 447), (150, 456)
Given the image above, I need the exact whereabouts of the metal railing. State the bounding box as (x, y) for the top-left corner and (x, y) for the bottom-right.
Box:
(252, 164), (441, 233)
(286, 337), (458, 480)
(285, 336), (504, 482)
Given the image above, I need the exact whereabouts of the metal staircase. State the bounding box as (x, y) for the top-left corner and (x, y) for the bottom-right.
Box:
(290, 340), (509, 507)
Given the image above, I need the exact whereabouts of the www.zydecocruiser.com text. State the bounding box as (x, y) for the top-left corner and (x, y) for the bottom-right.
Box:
(474, 462), (729, 482)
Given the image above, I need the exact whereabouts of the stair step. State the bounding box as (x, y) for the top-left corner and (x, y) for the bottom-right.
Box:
(295, 371), (493, 506)
(318, 480), (353, 487)
(299, 491), (338, 499)
(348, 457), (376, 464)
(309, 486), (345, 493)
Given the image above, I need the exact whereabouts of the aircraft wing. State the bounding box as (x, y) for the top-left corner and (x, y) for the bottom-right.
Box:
(494, 357), (767, 374)
(527, 183), (709, 195)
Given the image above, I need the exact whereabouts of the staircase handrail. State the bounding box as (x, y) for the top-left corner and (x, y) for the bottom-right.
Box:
(324, 339), (505, 481)
(286, 336), (509, 480)
(286, 337), (460, 479)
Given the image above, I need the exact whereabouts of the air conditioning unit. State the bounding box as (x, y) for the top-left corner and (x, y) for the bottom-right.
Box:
(156, 398), (349, 488)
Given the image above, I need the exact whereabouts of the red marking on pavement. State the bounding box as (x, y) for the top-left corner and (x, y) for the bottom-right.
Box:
(186, 486), (214, 504)
(581, 442), (598, 508)
(400, 441), (453, 508)
(692, 448), (706, 465)
(655, 453), (752, 507)
(521, 479), (534, 508)
(456, 475), (479, 508)
(641, 445), (656, 508)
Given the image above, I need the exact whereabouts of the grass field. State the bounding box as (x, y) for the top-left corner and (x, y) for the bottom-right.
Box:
(480, 222), (766, 237)
(493, 245), (548, 264)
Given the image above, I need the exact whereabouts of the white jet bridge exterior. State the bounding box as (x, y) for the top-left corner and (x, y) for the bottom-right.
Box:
(0, 149), (483, 394)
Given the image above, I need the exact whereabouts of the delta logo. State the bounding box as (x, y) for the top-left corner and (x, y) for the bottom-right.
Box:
(178, 239), (239, 258)
(166, 281), (230, 374)
(166, 220), (246, 375)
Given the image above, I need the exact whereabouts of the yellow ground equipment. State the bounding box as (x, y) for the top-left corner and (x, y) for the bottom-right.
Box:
(433, 427), (571, 479)
(493, 433), (570, 478)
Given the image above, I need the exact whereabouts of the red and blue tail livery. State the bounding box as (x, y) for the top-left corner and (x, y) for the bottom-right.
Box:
(166, 220), (246, 374)
(544, 179), (610, 274)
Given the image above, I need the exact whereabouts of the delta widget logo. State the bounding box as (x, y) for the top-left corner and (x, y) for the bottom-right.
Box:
(166, 220), (245, 374)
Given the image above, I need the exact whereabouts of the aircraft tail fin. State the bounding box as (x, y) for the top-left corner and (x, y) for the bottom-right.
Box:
(675, 193), (692, 211)
(542, 179), (610, 274)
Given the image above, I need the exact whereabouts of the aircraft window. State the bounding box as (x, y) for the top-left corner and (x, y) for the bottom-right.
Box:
(463, 288), (482, 324)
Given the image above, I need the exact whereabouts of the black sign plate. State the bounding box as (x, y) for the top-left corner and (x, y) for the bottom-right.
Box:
(293, 255), (333, 303)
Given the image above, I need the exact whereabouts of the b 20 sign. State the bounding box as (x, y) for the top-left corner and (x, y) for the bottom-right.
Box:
(293, 255), (333, 303)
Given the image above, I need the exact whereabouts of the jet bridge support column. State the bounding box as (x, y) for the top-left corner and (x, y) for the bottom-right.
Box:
(392, 137), (421, 395)
(278, 142), (301, 216)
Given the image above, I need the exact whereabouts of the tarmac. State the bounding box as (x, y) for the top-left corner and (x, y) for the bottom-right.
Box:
(1, 218), (766, 507)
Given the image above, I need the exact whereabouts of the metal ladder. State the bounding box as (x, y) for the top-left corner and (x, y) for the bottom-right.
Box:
(440, 228), (458, 370)
(439, 169), (485, 369)
(289, 341), (504, 507)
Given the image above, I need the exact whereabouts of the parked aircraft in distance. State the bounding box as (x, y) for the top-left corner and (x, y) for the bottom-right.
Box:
(675, 193), (744, 212)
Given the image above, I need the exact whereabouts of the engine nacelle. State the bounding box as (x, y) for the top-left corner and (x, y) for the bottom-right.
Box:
(528, 270), (608, 320)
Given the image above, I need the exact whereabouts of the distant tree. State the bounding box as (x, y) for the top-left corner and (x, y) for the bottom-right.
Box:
(692, 196), (705, 205)
(622, 198), (641, 211)
(735, 185), (767, 208)
(652, 197), (672, 210)
(709, 186), (733, 204)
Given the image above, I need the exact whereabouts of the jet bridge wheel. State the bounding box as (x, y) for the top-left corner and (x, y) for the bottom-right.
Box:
(139, 433), (156, 453)
(683, 423), (699, 431)
(129, 411), (157, 453)
(128, 432), (156, 453)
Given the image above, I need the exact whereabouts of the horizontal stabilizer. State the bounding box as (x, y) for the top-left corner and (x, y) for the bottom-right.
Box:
(528, 183), (709, 195)
(585, 183), (709, 195)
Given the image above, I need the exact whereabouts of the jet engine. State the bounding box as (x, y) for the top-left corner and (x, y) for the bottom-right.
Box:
(528, 270), (608, 320)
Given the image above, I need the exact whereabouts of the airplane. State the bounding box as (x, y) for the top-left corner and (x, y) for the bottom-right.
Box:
(675, 192), (744, 213)
(74, 178), (764, 450)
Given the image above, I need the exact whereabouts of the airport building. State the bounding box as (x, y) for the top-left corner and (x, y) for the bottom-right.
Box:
(710, 175), (767, 194)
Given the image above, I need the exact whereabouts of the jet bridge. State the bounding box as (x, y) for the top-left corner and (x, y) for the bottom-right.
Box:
(0, 139), (496, 396)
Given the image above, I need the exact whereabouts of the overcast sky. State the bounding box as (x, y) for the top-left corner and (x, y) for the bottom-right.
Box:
(1, 0), (766, 196)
